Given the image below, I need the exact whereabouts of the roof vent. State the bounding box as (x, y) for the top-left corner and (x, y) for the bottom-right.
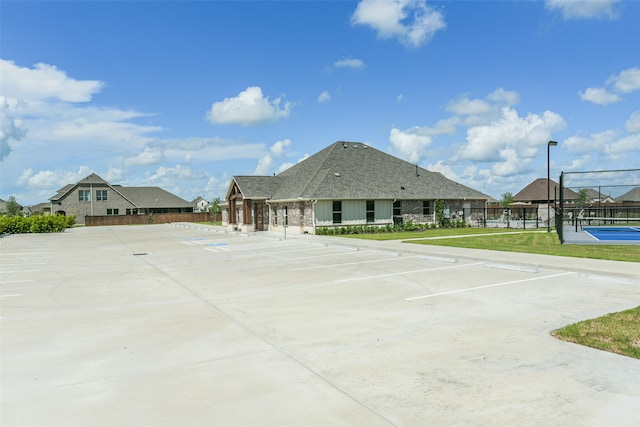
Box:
(334, 172), (341, 177)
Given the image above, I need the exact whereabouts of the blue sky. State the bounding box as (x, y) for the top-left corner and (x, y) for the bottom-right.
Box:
(1, 0), (639, 206)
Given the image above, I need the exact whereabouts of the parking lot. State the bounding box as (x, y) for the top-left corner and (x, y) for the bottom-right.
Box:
(2, 224), (639, 426)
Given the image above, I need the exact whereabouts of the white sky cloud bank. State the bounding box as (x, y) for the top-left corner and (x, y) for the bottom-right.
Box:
(545, 0), (621, 20)
(0, 59), (104, 102)
(18, 166), (93, 189)
(457, 107), (566, 176)
(207, 86), (293, 126)
(351, 0), (446, 48)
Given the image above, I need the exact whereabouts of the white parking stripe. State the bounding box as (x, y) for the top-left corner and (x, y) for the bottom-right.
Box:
(291, 255), (421, 271)
(406, 271), (575, 301)
(334, 262), (485, 283)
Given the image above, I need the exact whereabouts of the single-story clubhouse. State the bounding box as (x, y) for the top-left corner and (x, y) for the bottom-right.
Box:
(50, 173), (194, 224)
(222, 141), (490, 234)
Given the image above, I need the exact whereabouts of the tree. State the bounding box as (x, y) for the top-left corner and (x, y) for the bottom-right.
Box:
(576, 189), (591, 208)
(4, 196), (22, 217)
(435, 199), (446, 227)
(209, 197), (222, 213)
(500, 192), (514, 208)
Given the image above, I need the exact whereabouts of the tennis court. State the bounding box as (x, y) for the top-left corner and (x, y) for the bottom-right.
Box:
(2, 224), (639, 426)
(584, 225), (640, 241)
(562, 217), (640, 245)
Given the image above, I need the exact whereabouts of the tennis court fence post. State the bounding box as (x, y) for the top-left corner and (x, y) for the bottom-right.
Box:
(558, 172), (564, 243)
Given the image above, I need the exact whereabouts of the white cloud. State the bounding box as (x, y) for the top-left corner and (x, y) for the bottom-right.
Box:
(270, 139), (291, 157)
(564, 129), (639, 162)
(389, 128), (432, 163)
(457, 107), (566, 176)
(146, 165), (208, 183)
(0, 97), (27, 161)
(253, 154), (273, 176)
(390, 118), (458, 163)
(564, 130), (617, 154)
(427, 160), (460, 181)
(17, 166), (92, 189)
(123, 147), (164, 166)
(318, 90), (331, 103)
(159, 138), (265, 163)
(351, 0), (446, 48)
(333, 58), (366, 69)
(447, 97), (493, 116)
(604, 133), (640, 155)
(607, 67), (640, 93)
(254, 139), (293, 175)
(545, 0), (621, 20)
(486, 88), (520, 106)
(446, 88), (520, 125)
(580, 67), (640, 105)
(104, 166), (125, 182)
(578, 87), (621, 105)
(206, 86), (292, 126)
(626, 111), (640, 133)
(0, 59), (104, 102)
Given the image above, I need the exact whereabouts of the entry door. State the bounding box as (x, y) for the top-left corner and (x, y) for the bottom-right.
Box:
(255, 203), (264, 231)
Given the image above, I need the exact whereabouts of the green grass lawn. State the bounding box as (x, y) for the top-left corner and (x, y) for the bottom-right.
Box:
(552, 306), (640, 359)
(343, 228), (639, 262)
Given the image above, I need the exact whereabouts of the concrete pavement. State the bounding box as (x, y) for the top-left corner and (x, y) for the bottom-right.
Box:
(1, 224), (639, 426)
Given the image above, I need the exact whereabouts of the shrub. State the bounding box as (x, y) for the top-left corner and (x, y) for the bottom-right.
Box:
(0, 214), (76, 234)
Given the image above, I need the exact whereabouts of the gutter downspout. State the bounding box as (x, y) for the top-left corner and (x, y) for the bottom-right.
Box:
(264, 199), (272, 232)
(311, 199), (318, 234)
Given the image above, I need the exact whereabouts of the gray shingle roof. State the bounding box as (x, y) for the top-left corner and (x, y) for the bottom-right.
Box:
(117, 187), (192, 208)
(616, 187), (640, 202)
(514, 178), (579, 202)
(233, 141), (490, 201)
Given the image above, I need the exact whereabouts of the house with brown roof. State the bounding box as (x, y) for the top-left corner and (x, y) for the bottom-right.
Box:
(223, 141), (490, 234)
(49, 173), (193, 224)
(513, 178), (579, 205)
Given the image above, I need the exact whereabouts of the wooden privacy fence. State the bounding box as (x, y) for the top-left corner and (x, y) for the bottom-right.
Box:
(85, 212), (221, 226)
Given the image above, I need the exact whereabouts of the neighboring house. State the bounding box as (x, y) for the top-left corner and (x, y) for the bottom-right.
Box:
(28, 203), (52, 215)
(583, 189), (616, 204)
(222, 141), (490, 234)
(616, 187), (640, 203)
(49, 173), (193, 224)
(513, 178), (579, 205)
(192, 196), (209, 212)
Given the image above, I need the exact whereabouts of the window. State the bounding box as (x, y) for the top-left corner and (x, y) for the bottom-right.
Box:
(284, 206), (288, 225)
(96, 190), (108, 201)
(366, 200), (375, 223)
(393, 200), (401, 216)
(107, 208), (119, 215)
(423, 200), (434, 215)
(78, 189), (91, 202)
(273, 207), (278, 225)
(332, 201), (342, 224)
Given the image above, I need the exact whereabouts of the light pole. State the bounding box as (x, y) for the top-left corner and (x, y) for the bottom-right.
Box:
(547, 140), (558, 232)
